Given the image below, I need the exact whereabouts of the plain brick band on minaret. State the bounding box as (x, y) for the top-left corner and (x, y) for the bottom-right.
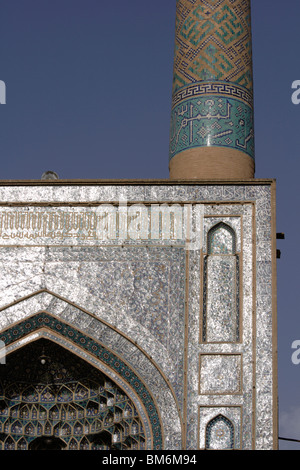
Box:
(169, 0), (255, 179)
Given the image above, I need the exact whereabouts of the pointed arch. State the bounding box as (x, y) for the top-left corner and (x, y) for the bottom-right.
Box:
(203, 222), (240, 343)
(0, 289), (183, 449)
(205, 414), (235, 449)
(207, 221), (237, 255)
(0, 312), (164, 450)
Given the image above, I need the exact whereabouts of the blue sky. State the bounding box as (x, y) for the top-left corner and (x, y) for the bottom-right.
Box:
(0, 0), (300, 450)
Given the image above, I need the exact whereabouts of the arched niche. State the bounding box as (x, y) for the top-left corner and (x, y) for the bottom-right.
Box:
(0, 312), (164, 450)
(202, 222), (240, 343)
(205, 414), (235, 450)
(207, 222), (237, 255)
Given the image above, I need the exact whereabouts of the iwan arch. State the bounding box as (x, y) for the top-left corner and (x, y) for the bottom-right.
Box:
(0, 288), (182, 450)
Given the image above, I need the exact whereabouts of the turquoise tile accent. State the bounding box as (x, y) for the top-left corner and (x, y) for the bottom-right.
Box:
(169, 82), (254, 160)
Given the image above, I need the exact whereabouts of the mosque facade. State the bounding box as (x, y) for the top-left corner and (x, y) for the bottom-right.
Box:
(0, 0), (278, 450)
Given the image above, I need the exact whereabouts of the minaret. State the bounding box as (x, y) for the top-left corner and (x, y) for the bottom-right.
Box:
(169, 0), (255, 179)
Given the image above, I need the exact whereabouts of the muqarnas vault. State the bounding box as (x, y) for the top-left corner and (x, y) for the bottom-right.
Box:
(0, 0), (278, 450)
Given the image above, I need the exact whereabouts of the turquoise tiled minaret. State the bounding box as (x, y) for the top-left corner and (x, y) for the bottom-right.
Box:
(169, 0), (255, 179)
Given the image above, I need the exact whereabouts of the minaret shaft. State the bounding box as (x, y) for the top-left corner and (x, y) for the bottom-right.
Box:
(169, 0), (255, 179)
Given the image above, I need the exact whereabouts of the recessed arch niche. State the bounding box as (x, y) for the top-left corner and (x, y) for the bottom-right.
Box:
(202, 221), (240, 343)
(0, 312), (164, 450)
(205, 414), (235, 450)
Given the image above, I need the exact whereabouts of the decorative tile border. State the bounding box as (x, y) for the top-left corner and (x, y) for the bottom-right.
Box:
(169, 93), (254, 160)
